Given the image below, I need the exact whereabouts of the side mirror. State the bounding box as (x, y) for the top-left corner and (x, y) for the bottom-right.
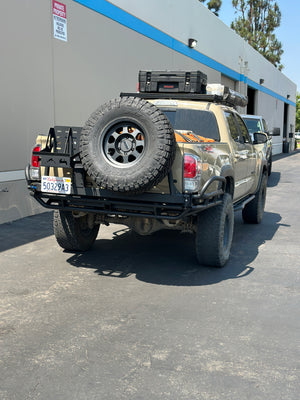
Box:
(253, 132), (267, 144)
(271, 127), (281, 136)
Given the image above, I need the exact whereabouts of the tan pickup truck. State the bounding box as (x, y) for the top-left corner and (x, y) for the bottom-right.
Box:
(26, 71), (268, 267)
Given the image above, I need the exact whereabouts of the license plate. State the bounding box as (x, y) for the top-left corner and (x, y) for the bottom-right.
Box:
(41, 176), (71, 194)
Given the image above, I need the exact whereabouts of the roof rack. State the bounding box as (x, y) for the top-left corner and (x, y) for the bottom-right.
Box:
(121, 92), (219, 102)
(120, 90), (247, 108)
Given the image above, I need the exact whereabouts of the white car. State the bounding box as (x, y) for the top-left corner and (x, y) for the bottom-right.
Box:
(295, 132), (300, 140)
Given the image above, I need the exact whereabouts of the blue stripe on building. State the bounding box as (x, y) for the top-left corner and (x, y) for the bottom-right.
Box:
(73, 0), (296, 107)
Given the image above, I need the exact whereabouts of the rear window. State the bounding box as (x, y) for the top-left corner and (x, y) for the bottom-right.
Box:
(161, 109), (220, 141)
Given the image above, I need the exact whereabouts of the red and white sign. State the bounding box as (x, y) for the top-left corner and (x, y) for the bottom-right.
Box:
(53, 1), (67, 42)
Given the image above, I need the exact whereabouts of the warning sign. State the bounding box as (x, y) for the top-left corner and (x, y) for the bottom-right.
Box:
(53, 1), (67, 42)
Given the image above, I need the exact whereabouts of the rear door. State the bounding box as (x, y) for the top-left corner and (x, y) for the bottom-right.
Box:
(234, 113), (257, 190)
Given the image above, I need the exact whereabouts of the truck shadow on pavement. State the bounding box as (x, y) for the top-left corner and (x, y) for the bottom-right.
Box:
(67, 211), (284, 287)
(0, 212), (53, 253)
(267, 172), (281, 187)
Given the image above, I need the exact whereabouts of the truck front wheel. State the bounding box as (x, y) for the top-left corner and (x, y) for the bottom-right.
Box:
(53, 210), (99, 251)
(195, 193), (234, 267)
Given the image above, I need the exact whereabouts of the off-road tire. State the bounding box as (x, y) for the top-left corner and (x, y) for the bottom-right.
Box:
(79, 96), (176, 194)
(242, 172), (267, 224)
(195, 193), (234, 267)
(53, 210), (99, 251)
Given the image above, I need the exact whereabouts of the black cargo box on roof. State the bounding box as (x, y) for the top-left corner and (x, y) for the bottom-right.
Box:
(139, 70), (207, 94)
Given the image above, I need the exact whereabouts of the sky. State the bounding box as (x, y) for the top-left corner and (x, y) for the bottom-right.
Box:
(218, 0), (299, 92)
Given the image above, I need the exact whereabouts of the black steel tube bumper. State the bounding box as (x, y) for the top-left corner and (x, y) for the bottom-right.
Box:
(30, 191), (222, 221)
(26, 164), (226, 220)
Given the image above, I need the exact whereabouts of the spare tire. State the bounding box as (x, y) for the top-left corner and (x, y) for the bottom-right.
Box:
(79, 96), (176, 194)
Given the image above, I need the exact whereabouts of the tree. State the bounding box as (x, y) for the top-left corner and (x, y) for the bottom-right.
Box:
(199, 0), (222, 16)
(231, 0), (283, 70)
(296, 93), (300, 132)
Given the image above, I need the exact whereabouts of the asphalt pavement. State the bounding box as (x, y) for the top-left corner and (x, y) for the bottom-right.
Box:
(0, 151), (299, 400)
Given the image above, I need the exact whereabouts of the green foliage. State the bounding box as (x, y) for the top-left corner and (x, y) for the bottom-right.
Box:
(231, 0), (283, 70)
(199, 0), (222, 16)
(296, 93), (300, 132)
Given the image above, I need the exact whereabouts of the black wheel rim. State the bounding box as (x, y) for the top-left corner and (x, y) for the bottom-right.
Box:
(102, 122), (146, 167)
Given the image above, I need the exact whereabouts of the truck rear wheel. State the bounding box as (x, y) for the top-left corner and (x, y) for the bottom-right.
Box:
(53, 210), (99, 251)
(242, 172), (267, 224)
(79, 96), (176, 194)
(195, 193), (234, 267)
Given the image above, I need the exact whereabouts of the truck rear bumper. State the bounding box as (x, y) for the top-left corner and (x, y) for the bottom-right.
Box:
(28, 186), (223, 221)
(26, 166), (224, 221)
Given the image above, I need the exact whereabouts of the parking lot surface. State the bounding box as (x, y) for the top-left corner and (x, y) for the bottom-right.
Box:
(1, 151), (299, 400)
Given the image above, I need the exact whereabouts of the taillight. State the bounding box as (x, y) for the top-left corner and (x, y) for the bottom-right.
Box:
(183, 154), (202, 192)
(29, 145), (41, 180)
(31, 145), (41, 167)
(184, 155), (197, 178)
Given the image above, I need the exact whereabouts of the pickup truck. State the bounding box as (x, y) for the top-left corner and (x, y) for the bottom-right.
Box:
(241, 114), (272, 175)
(26, 70), (268, 267)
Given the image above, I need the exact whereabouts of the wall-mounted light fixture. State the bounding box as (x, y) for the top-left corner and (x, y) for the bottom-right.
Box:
(259, 78), (264, 84)
(188, 38), (197, 48)
(287, 94), (290, 99)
